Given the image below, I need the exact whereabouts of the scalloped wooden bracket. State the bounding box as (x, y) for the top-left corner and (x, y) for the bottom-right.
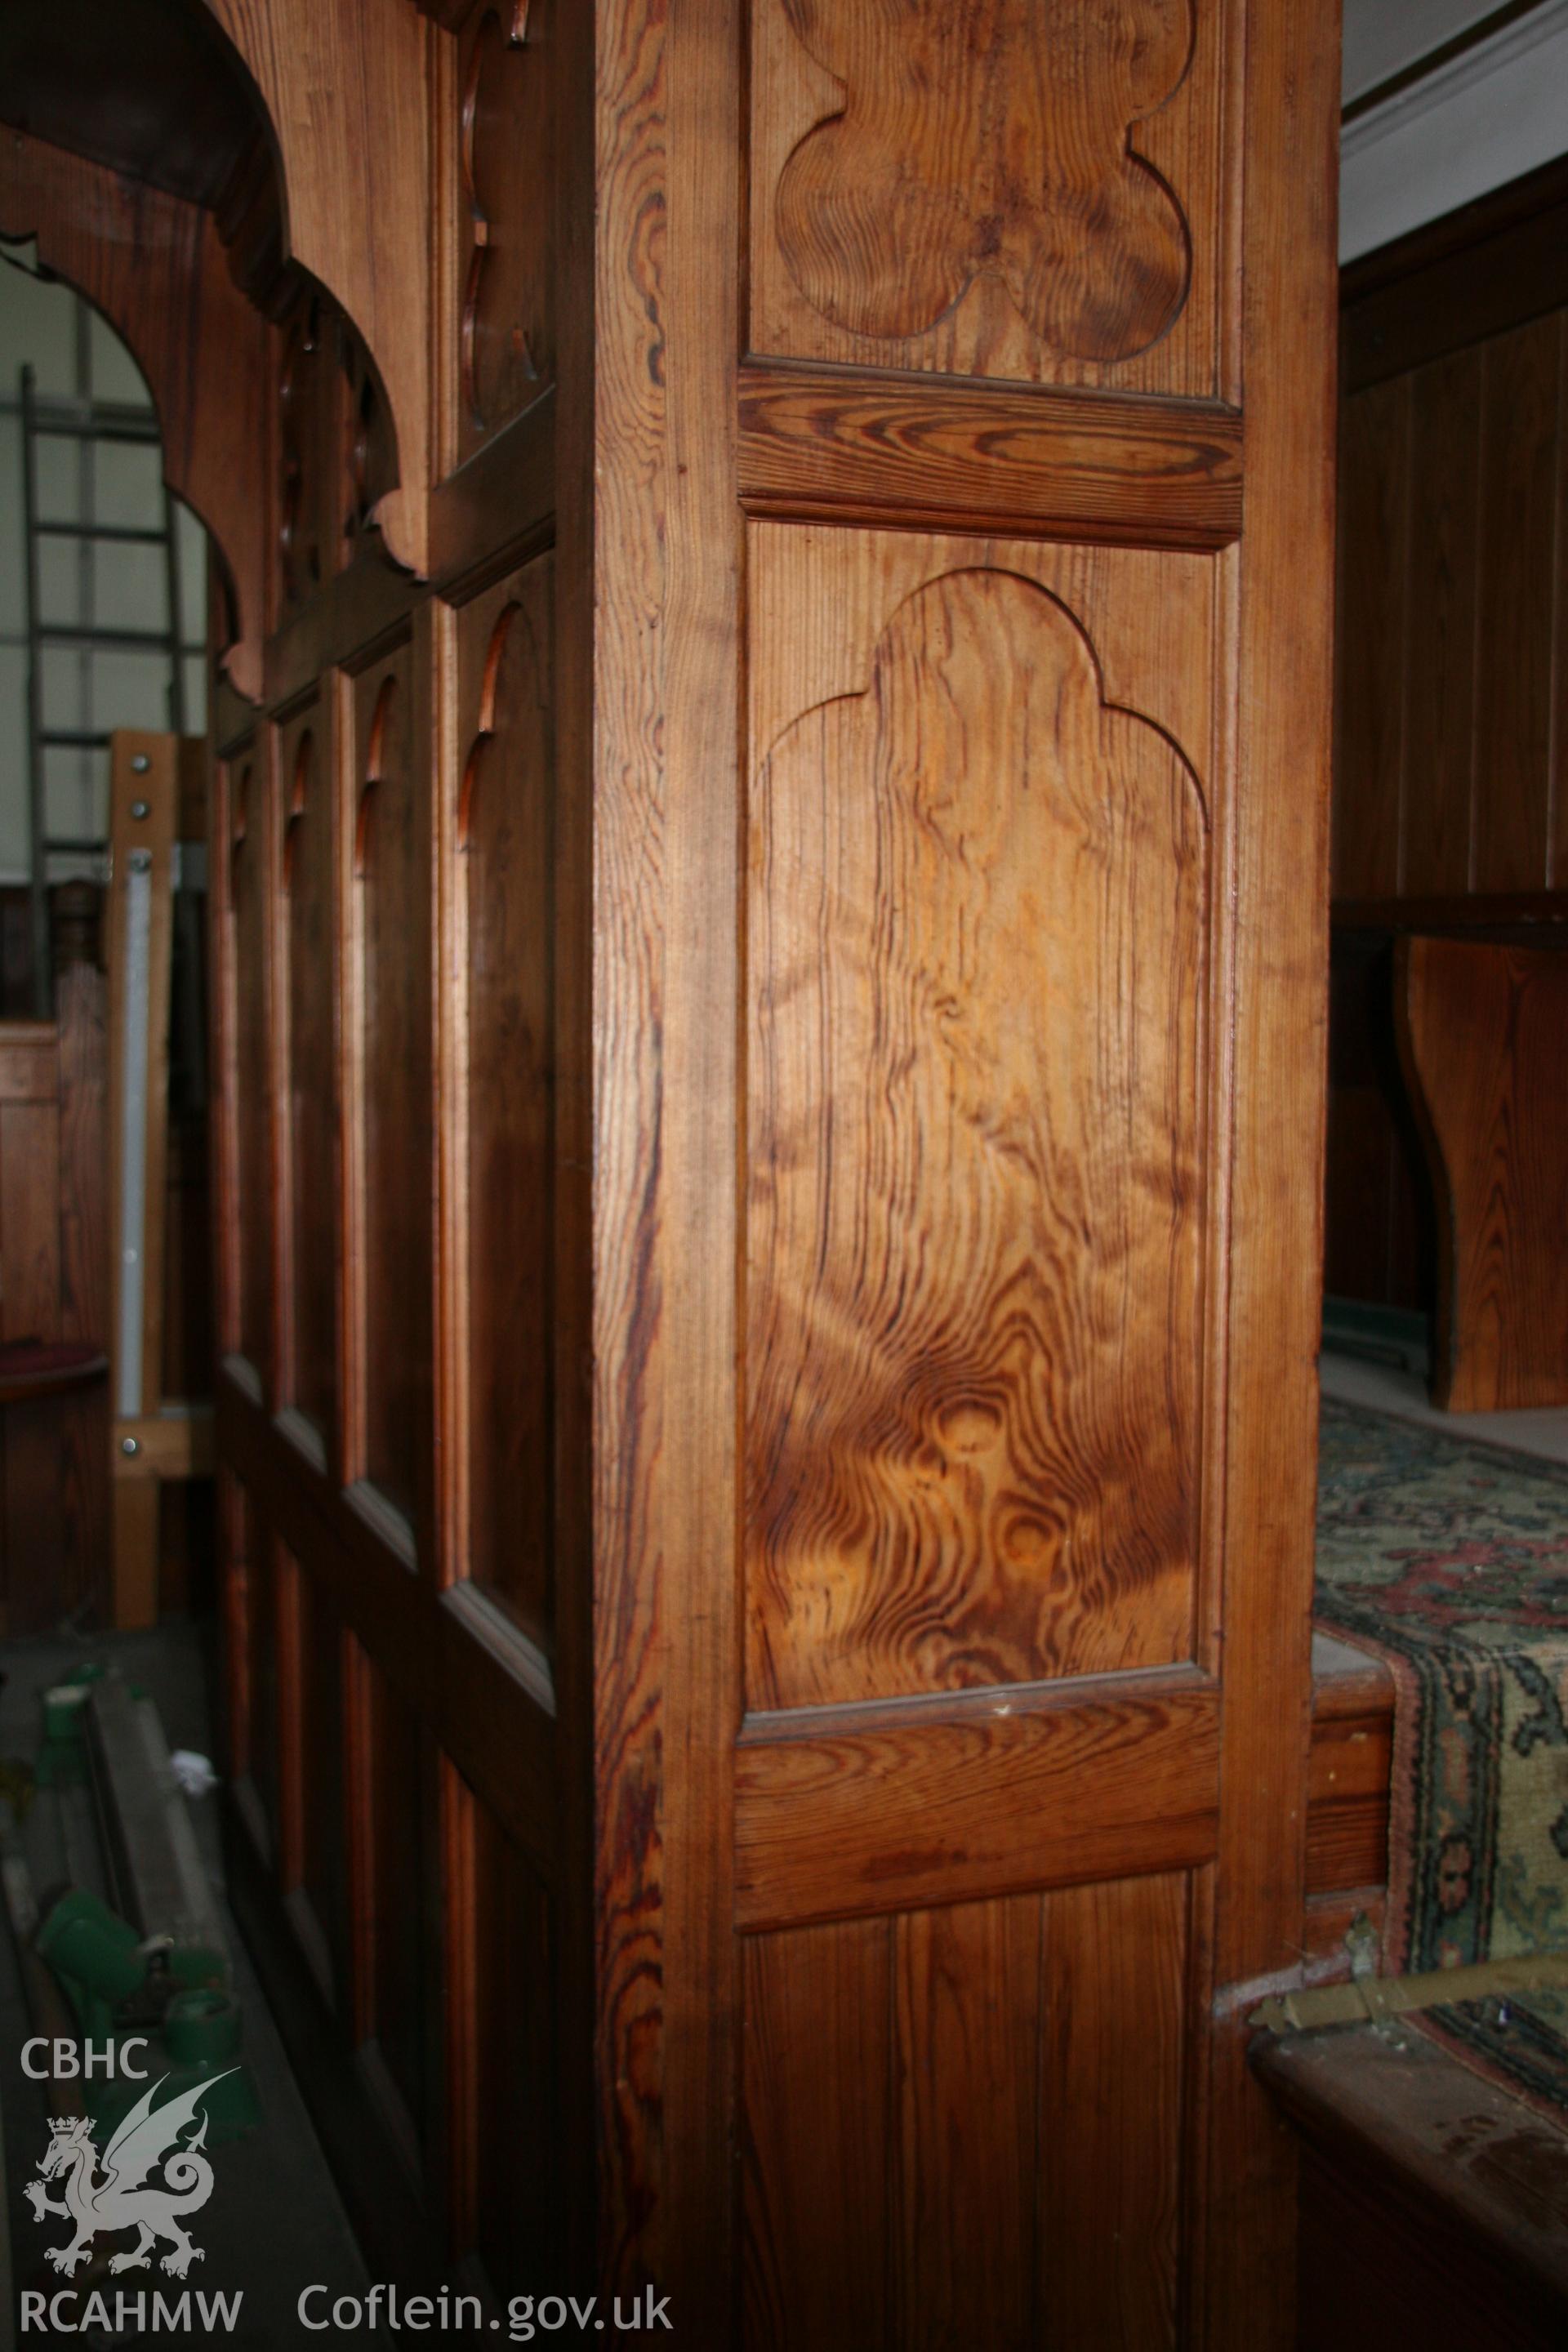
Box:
(203, 0), (434, 576)
(0, 129), (269, 704)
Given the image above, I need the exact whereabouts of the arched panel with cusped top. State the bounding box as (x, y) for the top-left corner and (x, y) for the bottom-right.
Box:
(0, 130), (270, 702)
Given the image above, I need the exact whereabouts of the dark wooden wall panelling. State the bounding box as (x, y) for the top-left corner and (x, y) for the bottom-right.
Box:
(1328, 154), (1568, 1312)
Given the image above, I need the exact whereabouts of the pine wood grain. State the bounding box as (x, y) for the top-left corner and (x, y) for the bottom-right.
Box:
(742, 1873), (1191, 2350)
(772, 0), (1190, 361)
(891, 1896), (1040, 2349)
(0, 131), (270, 699)
(737, 362), (1243, 551)
(742, 1915), (893, 2352)
(457, 560), (555, 1647)
(735, 1669), (1218, 1930)
(206, 0), (434, 573)
(747, 0), (1228, 399)
(0, 0), (1343, 2327)
(279, 699), (337, 1454)
(457, 0), (555, 460)
(746, 563), (1206, 1708)
(350, 643), (432, 1537)
(1199, 0), (1339, 2338)
(1038, 1873), (1186, 2347)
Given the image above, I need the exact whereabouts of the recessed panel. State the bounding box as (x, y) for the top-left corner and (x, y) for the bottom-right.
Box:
(296, 1564), (351, 2011)
(457, 559), (555, 1645)
(746, 528), (1212, 1708)
(279, 702), (337, 1448)
(470, 1784), (557, 2301)
(353, 645), (431, 1535)
(365, 1659), (437, 2171)
(457, 0), (555, 460)
(227, 751), (270, 1384)
(748, 0), (1232, 399)
(247, 1508), (280, 1860)
(742, 1873), (1190, 2349)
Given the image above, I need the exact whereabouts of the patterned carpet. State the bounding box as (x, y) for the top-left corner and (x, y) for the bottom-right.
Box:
(1316, 1397), (1568, 2118)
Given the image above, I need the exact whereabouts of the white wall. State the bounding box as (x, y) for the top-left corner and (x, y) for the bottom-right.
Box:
(0, 255), (206, 884)
(1341, 0), (1568, 261)
(1343, 0), (1503, 106)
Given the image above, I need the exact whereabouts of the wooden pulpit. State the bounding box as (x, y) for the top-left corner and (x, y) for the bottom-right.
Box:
(0, 1), (1340, 2339)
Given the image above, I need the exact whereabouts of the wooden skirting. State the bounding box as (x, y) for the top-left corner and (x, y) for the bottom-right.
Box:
(1305, 1638), (1393, 1904)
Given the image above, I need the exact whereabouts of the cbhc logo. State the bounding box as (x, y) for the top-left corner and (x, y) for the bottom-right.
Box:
(20, 2040), (149, 2079)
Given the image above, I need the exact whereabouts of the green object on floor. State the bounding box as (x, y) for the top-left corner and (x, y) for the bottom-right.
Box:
(33, 1890), (259, 2140)
(87, 1992), (260, 2143)
(35, 1887), (145, 2038)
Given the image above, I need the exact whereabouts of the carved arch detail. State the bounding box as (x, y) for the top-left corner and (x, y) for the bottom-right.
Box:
(0, 131), (270, 702)
(201, 0), (434, 572)
(746, 567), (1209, 1709)
(776, 0), (1194, 363)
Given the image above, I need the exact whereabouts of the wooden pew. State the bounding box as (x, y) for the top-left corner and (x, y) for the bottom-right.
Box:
(0, 911), (109, 1633)
(1396, 934), (1568, 1411)
(1254, 2022), (1568, 2352)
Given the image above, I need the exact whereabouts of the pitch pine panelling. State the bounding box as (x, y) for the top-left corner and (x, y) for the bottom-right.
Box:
(747, 0), (1234, 401)
(741, 1871), (1190, 2350)
(457, 0), (555, 464)
(1328, 173), (1568, 1317)
(746, 554), (1209, 1707)
(1398, 938), (1568, 1410)
(278, 697), (337, 1455)
(227, 751), (273, 1384)
(1334, 305), (1568, 903)
(0, 0), (1329, 2327)
(350, 643), (432, 1542)
(456, 558), (555, 1650)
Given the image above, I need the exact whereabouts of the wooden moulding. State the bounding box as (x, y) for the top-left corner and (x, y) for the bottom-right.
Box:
(0, 131), (269, 703)
(215, 1364), (558, 1881)
(738, 360), (1244, 550)
(1306, 1667), (1393, 1900)
(734, 1667), (1220, 1931)
(203, 0), (435, 577)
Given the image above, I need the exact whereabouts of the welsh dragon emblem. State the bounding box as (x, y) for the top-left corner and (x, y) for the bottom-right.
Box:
(25, 2073), (234, 2278)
